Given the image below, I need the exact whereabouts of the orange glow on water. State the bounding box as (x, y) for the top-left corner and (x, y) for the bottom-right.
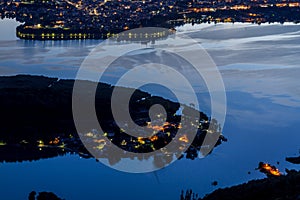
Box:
(151, 125), (165, 131)
(179, 135), (189, 143)
(93, 139), (106, 143)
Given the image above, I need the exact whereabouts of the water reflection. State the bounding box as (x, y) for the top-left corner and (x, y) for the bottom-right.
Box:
(0, 126), (226, 167)
(16, 39), (103, 48)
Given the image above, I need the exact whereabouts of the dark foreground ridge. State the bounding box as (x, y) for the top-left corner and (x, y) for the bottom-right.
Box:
(181, 169), (300, 200)
(28, 191), (63, 200)
(286, 156), (300, 164)
(0, 75), (226, 165)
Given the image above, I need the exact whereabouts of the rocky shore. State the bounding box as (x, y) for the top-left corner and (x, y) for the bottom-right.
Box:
(181, 169), (300, 200)
(286, 156), (300, 164)
(28, 191), (64, 200)
(181, 152), (300, 200)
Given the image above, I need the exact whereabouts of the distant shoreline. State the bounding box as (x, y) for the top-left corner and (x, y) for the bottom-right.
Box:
(1, 18), (300, 41)
(2, 0), (300, 41)
(14, 21), (300, 41)
(15, 24), (174, 40)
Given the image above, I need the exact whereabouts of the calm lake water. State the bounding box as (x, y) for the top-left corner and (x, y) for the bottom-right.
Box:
(0, 19), (300, 200)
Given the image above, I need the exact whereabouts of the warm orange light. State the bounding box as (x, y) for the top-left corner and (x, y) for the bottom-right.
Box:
(49, 137), (59, 145)
(177, 123), (182, 129)
(259, 163), (281, 176)
(150, 135), (158, 142)
(151, 125), (165, 131)
(179, 134), (189, 143)
(147, 122), (180, 132)
(93, 139), (106, 143)
(137, 137), (145, 144)
(163, 122), (171, 126)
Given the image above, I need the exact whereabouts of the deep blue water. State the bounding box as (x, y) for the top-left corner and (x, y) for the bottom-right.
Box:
(0, 19), (300, 199)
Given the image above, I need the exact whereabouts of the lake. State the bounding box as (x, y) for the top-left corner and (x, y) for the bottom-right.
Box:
(0, 19), (300, 199)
